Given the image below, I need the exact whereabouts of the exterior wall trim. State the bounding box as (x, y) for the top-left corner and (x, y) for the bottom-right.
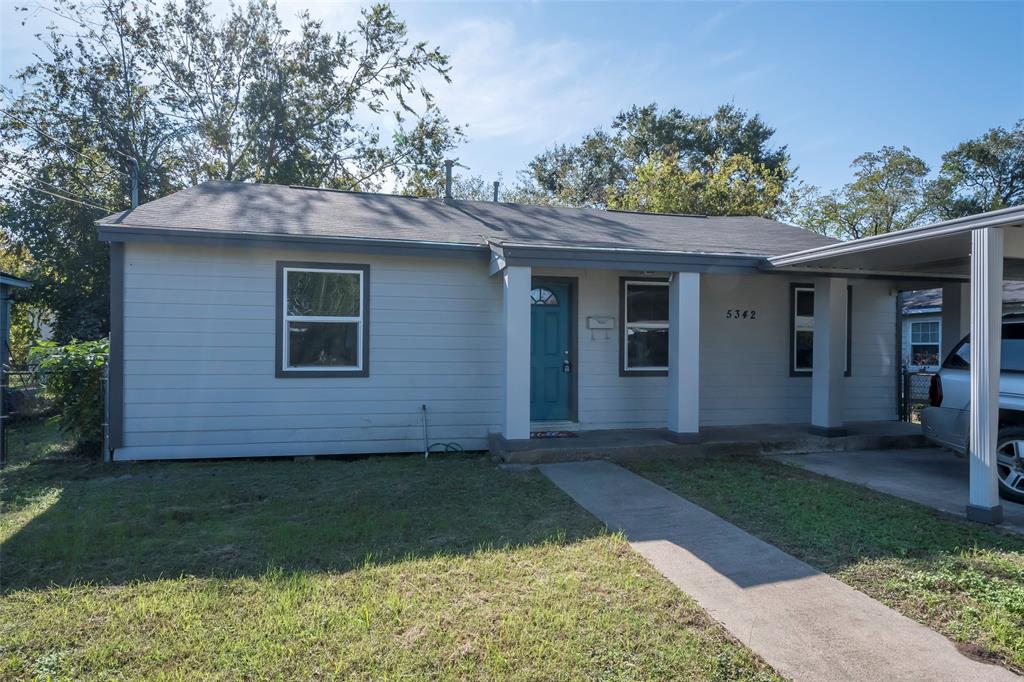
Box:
(108, 242), (125, 453)
(274, 261), (371, 378)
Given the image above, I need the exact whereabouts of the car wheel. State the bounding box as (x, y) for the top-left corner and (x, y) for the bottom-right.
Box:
(996, 428), (1024, 503)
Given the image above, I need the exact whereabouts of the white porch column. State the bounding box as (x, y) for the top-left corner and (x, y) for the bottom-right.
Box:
(502, 265), (531, 440)
(967, 227), (1003, 524)
(811, 277), (847, 436)
(941, 282), (970, 361)
(667, 272), (700, 441)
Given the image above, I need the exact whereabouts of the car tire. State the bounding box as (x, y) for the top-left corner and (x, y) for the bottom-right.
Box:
(996, 427), (1024, 503)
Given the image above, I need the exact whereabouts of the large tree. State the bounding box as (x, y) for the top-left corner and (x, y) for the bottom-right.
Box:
(927, 119), (1024, 219)
(605, 151), (789, 217)
(0, 0), (462, 340)
(792, 146), (930, 240)
(524, 103), (792, 210)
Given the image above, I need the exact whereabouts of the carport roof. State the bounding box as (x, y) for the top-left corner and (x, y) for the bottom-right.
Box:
(767, 205), (1024, 281)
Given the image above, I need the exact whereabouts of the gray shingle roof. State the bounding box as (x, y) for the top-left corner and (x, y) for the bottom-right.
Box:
(903, 282), (1024, 314)
(97, 180), (838, 257)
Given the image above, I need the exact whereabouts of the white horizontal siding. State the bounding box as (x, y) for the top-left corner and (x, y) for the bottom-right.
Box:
(533, 267), (898, 430)
(119, 242), (502, 459)
(119, 243), (900, 461)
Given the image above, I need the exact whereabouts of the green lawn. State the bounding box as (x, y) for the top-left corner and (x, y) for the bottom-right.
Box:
(628, 454), (1024, 674)
(1, 421), (778, 681)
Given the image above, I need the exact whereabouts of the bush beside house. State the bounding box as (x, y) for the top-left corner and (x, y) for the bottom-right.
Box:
(29, 339), (108, 454)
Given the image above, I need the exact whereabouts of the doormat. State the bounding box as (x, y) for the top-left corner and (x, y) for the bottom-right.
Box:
(530, 431), (578, 439)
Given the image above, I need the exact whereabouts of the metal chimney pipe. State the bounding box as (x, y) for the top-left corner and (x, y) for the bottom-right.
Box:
(443, 160), (454, 202)
(492, 181), (499, 202)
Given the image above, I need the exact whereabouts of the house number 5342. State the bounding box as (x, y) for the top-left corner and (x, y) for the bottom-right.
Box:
(725, 309), (757, 319)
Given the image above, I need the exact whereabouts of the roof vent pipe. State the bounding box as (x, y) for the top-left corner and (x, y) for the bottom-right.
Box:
(443, 160), (454, 202)
(492, 181), (499, 202)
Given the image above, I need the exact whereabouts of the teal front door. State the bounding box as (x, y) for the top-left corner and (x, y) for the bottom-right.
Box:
(530, 280), (573, 421)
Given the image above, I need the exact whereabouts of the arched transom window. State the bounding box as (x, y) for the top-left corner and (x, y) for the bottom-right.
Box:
(530, 287), (559, 305)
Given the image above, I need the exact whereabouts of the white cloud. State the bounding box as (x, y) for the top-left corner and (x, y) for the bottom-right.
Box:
(422, 18), (640, 145)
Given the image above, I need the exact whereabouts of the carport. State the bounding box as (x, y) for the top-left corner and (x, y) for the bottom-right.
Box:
(768, 205), (1024, 525)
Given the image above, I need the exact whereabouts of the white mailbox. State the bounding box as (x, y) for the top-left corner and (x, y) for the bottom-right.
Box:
(587, 316), (615, 330)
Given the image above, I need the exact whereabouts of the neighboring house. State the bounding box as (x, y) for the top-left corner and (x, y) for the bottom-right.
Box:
(900, 283), (1024, 372)
(1, 271), (31, 464)
(0, 271), (31, 370)
(97, 180), (906, 461)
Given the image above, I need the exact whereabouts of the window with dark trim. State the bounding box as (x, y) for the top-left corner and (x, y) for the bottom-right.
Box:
(275, 262), (370, 378)
(789, 283), (853, 377)
(620, 278), (669, 376)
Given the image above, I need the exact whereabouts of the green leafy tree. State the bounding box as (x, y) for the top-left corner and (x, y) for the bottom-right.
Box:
(139, 0), (462, 190)
(792, 146), (930, 240)
(525, 103), (791, 209)
(927, 120), (1024, 219)
(1, 0), (463, 339)
(606, 152), (790, 217)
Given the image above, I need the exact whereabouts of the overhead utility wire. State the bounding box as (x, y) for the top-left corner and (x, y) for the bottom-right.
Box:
(0, 155), (118, 209)
(0, 109), (131, 180)
(9, 181), (115, 213)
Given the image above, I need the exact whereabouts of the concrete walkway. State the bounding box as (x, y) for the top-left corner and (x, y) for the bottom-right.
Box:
(773, 448), (1024, 535)
(540, 460), (1018, 682)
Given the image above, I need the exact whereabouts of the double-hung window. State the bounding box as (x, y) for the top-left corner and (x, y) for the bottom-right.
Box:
(276, 262), (369, 377)
(620, 279), (670, 376)
(909, 320), (941, 367)
(790, 283), (852, 376)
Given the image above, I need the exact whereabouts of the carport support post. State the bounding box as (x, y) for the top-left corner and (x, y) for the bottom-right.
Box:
(810, 277), (847, 437)
(967, 227), (1003, 524)
(502, 265), (531, 440)
(667, 272), (700, 441)
(941, 282), (970, 361)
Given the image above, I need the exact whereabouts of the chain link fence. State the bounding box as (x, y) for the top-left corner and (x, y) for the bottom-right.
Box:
(1, 364), (108, 466)
(900, 370), (935, 423)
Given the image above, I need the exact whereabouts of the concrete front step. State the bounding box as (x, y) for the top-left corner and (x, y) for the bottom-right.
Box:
(489, 422), (927, 464)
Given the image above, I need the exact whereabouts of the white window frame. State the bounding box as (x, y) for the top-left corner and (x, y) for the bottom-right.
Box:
(792, 285), (816, 373)
(623, 279), (670, 373)
(281, 266), (364, 373)
(909, 319), (941, 367)
(791, 284), (852, 376)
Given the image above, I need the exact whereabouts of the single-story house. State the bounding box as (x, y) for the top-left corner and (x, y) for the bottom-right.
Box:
(96, 180), (911, 462)
(96, 192), (1024, 526)
(900, 283), (1024, 371)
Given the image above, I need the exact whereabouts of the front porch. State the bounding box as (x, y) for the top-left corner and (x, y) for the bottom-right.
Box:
(490, 420), (925, 464)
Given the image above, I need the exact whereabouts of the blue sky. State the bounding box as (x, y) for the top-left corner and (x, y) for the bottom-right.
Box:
(2, 1), (1022, 193)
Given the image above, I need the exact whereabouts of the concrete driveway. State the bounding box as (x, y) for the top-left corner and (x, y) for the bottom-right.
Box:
(773, 448), (1024, 535)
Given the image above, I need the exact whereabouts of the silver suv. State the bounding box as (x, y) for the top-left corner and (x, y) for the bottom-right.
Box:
(921, 315), (1024, 502)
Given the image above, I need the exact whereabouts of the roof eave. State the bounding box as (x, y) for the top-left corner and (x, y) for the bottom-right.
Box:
(96, 223), (489, 259)
(490, 240), (769, 273)
(767, 205), (1024, 269)
(0, 275), (31, 289)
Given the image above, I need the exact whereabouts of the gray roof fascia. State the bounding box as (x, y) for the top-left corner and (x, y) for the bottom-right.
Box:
(0, 274), (31, 288)
(767, 205), (1024, 268)
(491, 241), (767, 273)
(96, 224), (489, 260)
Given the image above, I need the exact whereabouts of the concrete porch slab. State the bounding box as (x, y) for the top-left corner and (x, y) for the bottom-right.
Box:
(490, 421), (926, 464)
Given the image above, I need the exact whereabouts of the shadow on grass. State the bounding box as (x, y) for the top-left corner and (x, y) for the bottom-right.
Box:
(1, 442), (604, 593)
(628, 454), (1024, 572)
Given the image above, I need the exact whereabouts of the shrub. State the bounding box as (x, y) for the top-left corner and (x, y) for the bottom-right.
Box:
(29, 338), (109, 454)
